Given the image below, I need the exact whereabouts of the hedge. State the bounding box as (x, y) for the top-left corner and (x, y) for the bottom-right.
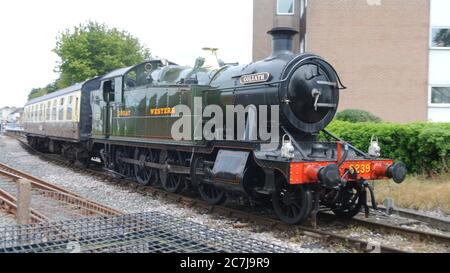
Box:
(322, 121), (450, 175)
(335, 109), (382, 123)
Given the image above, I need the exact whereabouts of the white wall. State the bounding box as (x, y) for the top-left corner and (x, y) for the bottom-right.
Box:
(429, 51), (450, 85)
(428, 0), (450, 122)
(430, 0), (450, 26)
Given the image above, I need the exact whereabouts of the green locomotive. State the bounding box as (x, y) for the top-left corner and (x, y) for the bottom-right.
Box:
(24, 28), (407, 224)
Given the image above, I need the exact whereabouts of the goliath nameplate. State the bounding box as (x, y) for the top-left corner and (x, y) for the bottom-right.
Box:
(240, 72), (270, 85)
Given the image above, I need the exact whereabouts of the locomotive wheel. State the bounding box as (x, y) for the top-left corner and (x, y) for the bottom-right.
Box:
(331, 184), (364, 219)
(114, 147), (130, 177)
(133, 148), (157, 186)
(75, 147), (90, 169)
(75, 156), (90, 169)
(159, 150), (185, 193)
(191, 155), (226, 205)
(198, 184), (226, 205)
(272, 175), (312, 224)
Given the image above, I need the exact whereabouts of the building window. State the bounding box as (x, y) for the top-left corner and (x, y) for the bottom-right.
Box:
(277, 0), (294, 15)
(431, 28), (450, 48)
(430, 86), (450, 105)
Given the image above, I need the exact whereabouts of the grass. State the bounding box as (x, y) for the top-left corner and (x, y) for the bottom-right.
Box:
(373, 173), (450, 215)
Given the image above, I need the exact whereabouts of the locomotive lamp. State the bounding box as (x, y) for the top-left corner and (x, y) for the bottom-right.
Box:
(368, 136), (381, 157)
(281, 134), (295, 159)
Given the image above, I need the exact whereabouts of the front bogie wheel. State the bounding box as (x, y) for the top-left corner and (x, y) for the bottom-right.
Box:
(331, 184), (364, 220)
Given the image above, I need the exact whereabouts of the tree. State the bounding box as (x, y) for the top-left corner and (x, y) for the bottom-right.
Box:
(28, 82), (59, 100)
(54, 21), (150, 87)
(28, 21), (150, 99)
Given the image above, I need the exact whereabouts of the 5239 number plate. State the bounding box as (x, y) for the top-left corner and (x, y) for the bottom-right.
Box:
(348, 163), (371, 174)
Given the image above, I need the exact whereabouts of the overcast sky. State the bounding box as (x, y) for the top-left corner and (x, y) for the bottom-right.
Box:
(0, 0), (253, 108)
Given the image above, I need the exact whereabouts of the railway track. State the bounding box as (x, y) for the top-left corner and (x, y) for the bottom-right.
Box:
(7, 135), (450, 253)
(376, 205), (450, 232)
(0, 161), (122, 222)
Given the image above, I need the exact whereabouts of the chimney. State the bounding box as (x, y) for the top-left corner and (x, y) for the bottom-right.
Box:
(267, 27), (298, 57)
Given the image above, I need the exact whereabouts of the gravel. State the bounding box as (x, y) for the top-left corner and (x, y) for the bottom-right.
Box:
(0, 135), (335, 253)
(0, 212), (15, 226)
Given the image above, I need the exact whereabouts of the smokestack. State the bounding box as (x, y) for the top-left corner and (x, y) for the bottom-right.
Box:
(267, 27), (298, 57)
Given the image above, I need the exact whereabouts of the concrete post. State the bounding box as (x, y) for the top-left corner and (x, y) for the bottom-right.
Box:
(384, 198), (395, 215)
(17, 179), (32, 225)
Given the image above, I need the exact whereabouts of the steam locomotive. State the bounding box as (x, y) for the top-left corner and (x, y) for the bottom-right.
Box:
(23, 28), (407, 224)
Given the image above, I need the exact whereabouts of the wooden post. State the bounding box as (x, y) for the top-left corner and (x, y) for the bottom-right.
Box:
(17, 179), (32, 225)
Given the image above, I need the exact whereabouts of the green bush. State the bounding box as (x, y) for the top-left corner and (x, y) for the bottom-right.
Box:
(323, 121), (450, 175)
(335, 109), (382, 123)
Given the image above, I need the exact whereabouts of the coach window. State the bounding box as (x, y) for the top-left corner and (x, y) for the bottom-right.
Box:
(46, 101), (51, 121)
(75, 96), (79, 120)
(58, 98), (65, 121)
(38, 104), (42, 122)
(67, 96), (73, 120)
(52, 100), (57, 120)
(277, 0), (294, 15)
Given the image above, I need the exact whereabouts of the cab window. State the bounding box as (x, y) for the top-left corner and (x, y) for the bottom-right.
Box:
(124, 62), (155, 91)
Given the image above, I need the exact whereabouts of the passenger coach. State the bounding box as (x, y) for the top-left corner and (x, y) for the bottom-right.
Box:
(23, 78), (101, 165)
